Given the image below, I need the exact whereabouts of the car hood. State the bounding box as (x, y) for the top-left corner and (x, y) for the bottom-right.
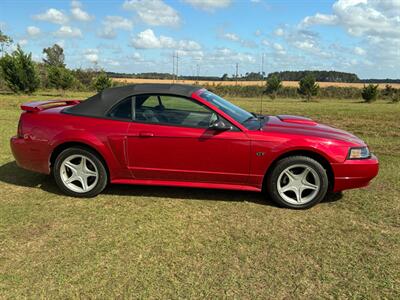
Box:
(261, 115), (365, 145)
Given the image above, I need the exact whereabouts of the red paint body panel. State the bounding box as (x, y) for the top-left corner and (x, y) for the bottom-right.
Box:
(331, 154), (379, 192)
(126, 122), (250, 184)
(10, 92), (379, 195)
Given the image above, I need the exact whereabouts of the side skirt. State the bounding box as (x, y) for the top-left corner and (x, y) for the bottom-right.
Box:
(111, 179), (262, 192)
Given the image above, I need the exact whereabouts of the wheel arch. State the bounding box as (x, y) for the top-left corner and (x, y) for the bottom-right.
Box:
(262, 149), (335, 192)
(49, 141), (110, 180)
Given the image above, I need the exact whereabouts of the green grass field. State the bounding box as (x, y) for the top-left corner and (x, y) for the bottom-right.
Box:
(0, 91), (399, 298)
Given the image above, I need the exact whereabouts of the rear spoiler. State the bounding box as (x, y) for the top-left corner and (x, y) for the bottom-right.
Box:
(21, 100), (81, 112)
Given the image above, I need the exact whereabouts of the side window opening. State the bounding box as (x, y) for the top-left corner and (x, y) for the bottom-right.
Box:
(107, 94), (237, 130)
(108, 97), (133, 120)
(134, 94), (215, 128)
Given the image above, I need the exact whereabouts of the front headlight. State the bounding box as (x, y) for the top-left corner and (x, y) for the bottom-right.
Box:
(348, 147), (371, 159)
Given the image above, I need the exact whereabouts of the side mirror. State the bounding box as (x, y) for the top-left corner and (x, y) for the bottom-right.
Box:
(209, 119), (232, 131)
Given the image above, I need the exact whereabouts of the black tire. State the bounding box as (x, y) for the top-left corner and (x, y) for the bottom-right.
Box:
(53, 147), (108, 197)
(265, 156), (329, 209)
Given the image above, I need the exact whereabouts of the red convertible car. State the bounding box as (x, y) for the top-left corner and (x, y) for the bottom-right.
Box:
(10, 84), (378, 209)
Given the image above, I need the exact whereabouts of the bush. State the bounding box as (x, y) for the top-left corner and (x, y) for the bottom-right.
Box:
(381, 84), (400, 103)
(73, 68), (98, 90)
(92, 72), (112, 92)
(265, 75), (282, 99)
(319, 86), (361, 99)
(361, 84), (379, 103)
(0, 46), (40, 93)
(47, 66), (75, 91)
(297, 74), (319, 101)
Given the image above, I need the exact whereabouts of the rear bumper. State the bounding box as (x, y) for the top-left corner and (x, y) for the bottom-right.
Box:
(10, 136), (50, 174)
(331, 154), (379, 192)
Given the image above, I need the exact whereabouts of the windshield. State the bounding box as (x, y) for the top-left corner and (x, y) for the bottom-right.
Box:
(199, 90), (254, 124)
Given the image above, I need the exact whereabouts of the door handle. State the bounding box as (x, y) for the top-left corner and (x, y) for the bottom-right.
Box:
(139, 131), (154, 137)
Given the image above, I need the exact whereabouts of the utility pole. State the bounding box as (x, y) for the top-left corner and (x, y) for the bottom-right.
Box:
(176, 52), (179, 83)
(235, 63), (239, 86)
(172, 52), (175, 83)
(261, 53), (264, 76)
(196, 64), (200, 82)
(261, 53), (265, 86)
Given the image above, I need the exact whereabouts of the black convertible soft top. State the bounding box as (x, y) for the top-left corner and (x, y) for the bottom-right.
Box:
(63, 84), (201, 118)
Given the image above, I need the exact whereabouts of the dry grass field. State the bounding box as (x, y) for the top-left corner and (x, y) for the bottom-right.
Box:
(112, 77), (400, 89)
(0, 91), (399, 298)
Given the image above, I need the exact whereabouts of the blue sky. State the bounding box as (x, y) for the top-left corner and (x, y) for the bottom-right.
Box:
(1, 0), (399, 78)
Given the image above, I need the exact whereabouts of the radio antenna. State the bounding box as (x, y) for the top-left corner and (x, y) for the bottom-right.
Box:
(260, 53), (265, 115)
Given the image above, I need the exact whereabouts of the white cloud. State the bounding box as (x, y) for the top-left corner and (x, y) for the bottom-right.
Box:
(301, 0), (400, 38)
(130, 29), (201, 50)
(209, 48), (256, 64)
(273, 43), (284, 51)
(54, 26), (82, 38)
(298, 0), (400, 75)
(255, 29), (262, 36)
(354, 46), (366, 55)
(18, 39), (28, 46)
(261, 39), (270, 46)
(103, 58), (120, 66)
(220, 32), (256, 48)
(71, 0), (94, 21)
(132, 52), (141, 59)
(294, 41), (315, 50)
(33, 8), (68, 24)
(105, 16), (133, 31)
(98, 16), (133, 39)
(284, 29), (332, 58)
(301, 13), (338, 27)
(223, 33), (240, 41)
(178, 40), (202, 51)
(183, 0), (231, 11)
(26, 26), (41, 37)
(123, 0), (180, 26)
(272, 42), (286, 55)
(130, 29), (173, 48)
(274, 28), (285, 36)
(84, 49), (99, 63)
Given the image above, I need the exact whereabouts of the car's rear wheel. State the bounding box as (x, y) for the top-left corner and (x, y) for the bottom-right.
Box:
(266, 156), (329, 209)
(53, 147), (108, 197)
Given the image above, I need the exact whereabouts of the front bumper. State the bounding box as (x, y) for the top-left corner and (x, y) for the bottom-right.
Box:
(331, 154), (379, 192)
(10, 136), (50, 174)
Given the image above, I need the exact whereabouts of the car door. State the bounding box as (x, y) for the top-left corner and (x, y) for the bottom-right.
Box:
(126, 94), (251, 185)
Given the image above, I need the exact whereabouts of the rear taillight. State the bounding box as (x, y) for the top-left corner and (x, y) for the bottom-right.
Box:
(17, 118), (23, 138)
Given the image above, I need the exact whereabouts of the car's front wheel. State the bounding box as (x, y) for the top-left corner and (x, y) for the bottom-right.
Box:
(266, 156), (329, 209)
(53, 147), (108, 197)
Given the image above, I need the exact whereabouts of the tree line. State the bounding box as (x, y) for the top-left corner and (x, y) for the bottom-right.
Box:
(206, 75), (399, 103)
(267, 70), (360, 83)
(0, 30), (112, 93)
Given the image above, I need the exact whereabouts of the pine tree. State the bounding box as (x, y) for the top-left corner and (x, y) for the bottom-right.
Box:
(0, 46), (40, 93)
(297, 74), (319, 101)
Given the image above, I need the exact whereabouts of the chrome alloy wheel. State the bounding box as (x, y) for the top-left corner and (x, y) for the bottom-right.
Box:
(60, 154), (99, 193)
(277, 164), (320, 205)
